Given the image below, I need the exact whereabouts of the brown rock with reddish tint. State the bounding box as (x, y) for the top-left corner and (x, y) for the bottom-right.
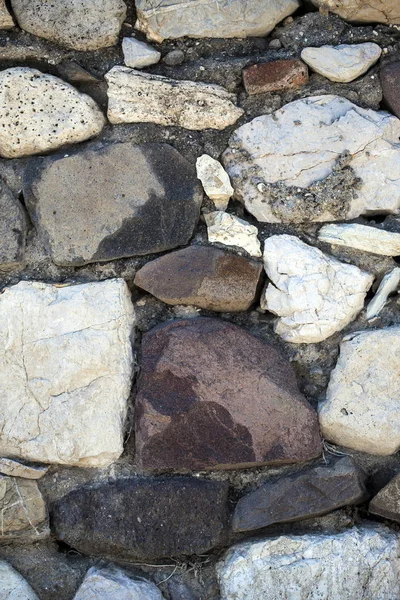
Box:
(243, 59), (308, 95)
(135, 318), (321, 471)
(381, 62), (400, 119)
(369, 473), (400, 523)
(134, 246), (263, 312)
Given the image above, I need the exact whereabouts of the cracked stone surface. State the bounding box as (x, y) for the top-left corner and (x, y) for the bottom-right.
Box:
(318, 223), (400, 256)
(196, 154), (233, 211)
(134, 0), (300, 42)
(319, 327), (400, 455)
(0, 0), (13, 29)
(205, 211), (262, 258)
(0, 68), (105, 158)
(10, 0), (127, 51)
(369, 473), (400, 524)
(0, 279), (135, 467)
(0, 459), (48, 480)
(135, 317), (321, 471)
(217, 524), (400, 600)
(74, 566), (165, 600)
(122, 37), (161, 69)
(105, 67), (244, 129)
(0, 476), (48, 540)
(222, 95), (400, 223)
(0, 181), (26, 271)
(301, 43), (381, 83)
(262, 235), (373, 344)
(310, 0), (400, 24)
(23, 142), (202, 266)
(0, 560), (39, 599)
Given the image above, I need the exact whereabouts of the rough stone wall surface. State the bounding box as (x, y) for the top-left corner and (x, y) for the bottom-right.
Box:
(2, 1), (400, 599)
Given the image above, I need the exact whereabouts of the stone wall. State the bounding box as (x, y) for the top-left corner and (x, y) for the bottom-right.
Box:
(1, 1), (400, 598)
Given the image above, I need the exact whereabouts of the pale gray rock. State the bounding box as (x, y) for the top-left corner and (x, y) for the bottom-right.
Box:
(366, 268), (400, 320)
(0, 0), (13, 29)
(301, 43), (381, 83)
(218, 524), (400, 600)
(0, 181), (26, 271)
(0, 458), (48, 479)
(223, 95), (400, 223)
(0, 560), (39, 599)
(74, 566), (165, 600)
(319, 327), (400, 455)
(122, 37), (161, 69)
(10, 0), (127, 50)
(0, 476), (48, 540)
(105, 66), (244, 129)
(135, 0), (300, 43)
(310, 0), (400, 24)
(262, 235), (373, 344)
(0, 68), (105, 158)
(196, 154), (233, 211)
(205, 211), (262, 258)
(0, 279), (135, 467)
(318, 223), (400, 256)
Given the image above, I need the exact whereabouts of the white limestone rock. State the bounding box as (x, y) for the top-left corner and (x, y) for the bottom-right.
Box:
(319, 326), (400, 455)
(223, 95), (400, 222)
(0, 0), (13, 29)
(10, 0), (127, 51)
(0, 67), (105, 159)
(217, 524), (400, 600)
(74, 566), (165, 600)
(122, 37), (161, 69)
(301, 43), (381, 83)
(366, 268), (400, 320)
(205, 211), (262, 258)
(318, 223), (400, 256)
(310, 0), (400, 24)
(135, 0), (300, 43)
(0, 279), (135, 467)
(196, 154), (233, 210)
(105, 66), (243, 130)
(0, 458), (48, 479)
(0, 561), (39, 599)
(262, 235), (373, 344)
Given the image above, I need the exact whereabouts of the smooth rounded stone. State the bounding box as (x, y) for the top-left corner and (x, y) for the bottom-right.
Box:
(319, 327), (400, 455)
(301, 43), (381, 83)
(0, 560), (39, 600)
(232, 457), (366, 533)
(10, 0), (127, 50)
(163, 49), (185, 66)
(205, 211), (262, 258)
(366, 268), (400, 320)
(0, 68), (105, 159)
(369, 473), (400, 523)
(318, 223), (400, 256)
(135, 0), (300, 42)
(310, 0), (400, 24)
(135, 318), (321, 471)
(74, 566), (165, 600)
(196, 154), (233, 211)
(51, 477), (229, 560)
(217, 524), (400, 600)
(381, 62), (400, 119)
(0, 181), (26, 271)
(0, 458), (48, 479)
(262, 235), (373, 344)
(105, 67), (244, 130)
(0, 476), (48, 540)
(243, 59), (309, 95)
(0, 0), (13, 29)
(134, 246), (263, 312)
(0, 279), (134, 467)
(122, 37), (161, 69)
(23, 142), (202, 266)
(222, 95), (400, 223)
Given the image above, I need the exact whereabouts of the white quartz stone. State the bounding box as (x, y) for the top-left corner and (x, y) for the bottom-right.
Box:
(205, 211), (262, 258)
(366, 268), (400, 320)
(301, 43), (381, 83)
(74, 566), (165, 600)
(122, 37), (161, 69)
(0, 560), (39, 599)
(310, 0), (400, 24)
(262, 235), (373, 343)
(196, 154), (233, 211)
(318, 223), (400, 256)
(105, 66), (244, 130)
(0, 279), (135, 467)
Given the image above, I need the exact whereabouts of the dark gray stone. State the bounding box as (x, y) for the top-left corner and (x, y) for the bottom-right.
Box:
(0, 181), (26, 270)
(381, 62), (400, 119)
(369, 472), (400, 523)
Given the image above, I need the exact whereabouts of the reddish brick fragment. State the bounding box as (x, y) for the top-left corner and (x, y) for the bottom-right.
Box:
(243, 59), (309, 95)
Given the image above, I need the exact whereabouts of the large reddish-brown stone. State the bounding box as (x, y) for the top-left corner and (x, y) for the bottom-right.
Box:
(243, 59), (308, 95)
(135, 318), (322, 471)
(134, 246), (263, 312)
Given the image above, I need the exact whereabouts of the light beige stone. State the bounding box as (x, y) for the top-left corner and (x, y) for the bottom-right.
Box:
(0, 458), (48, 479)
(122, 37), (161, 69)
(105, 67), (243, 130)
(205, 211), (262, 258)
(0, 0), (13, 29)
(301, 43), (381, 83)
(0, 476), (48, 539)
(318, 223), (400, 256)
(366, 268), (400, 320)
(196, 155), (233, 210)
(0, 561), (39, 599)
(74, 566), (165, 600)
(310, 0), (400, 24)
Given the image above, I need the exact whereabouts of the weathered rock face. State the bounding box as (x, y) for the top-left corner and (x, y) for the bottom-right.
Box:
(0, 68), (105, 159)
(318, 223), (400, 256)
(243, 59), (309, 95)
(381, 62), (400, 119)
(0, 182), (26, 270)
(52, 477), (229, 560)
(0, 476), (48, 540)
(205, 211), (262, 258)
(122, 37), (161, 69)
(319, 327), (400, 455)
(232, 457), (366, 532)
(135, 0), (300, 42)
(196, 154), (233, 211)
(262, 235), (373, 344)
(223, 95), (400, 223)
(0, 0), (13, 29)
(10, 0), (127, 51)
(310, 0), (400, 24)
(301, 43), (381, 83)
(0, 560), (39, 600)
(0, 279), (134, 467)
(105, 67), (244, 129)
(369, 473), (400, 523)
(23, 142), (203, 266)
(134, 246), (263, 312)
(0, 459), (48, 480)
(366, 268), (400, 320)
(74, 567), (165, 600)
(218, 525), (400, 600)
(135, 318), (321, 471)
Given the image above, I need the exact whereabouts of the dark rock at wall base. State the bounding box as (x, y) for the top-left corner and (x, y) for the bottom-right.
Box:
(0, 181), (26, 270)
(369, 472), (400, 523)
(381, 62), (400, 119)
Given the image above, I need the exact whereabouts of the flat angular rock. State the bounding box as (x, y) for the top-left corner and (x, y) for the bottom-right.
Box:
(0, 476), (48, 540)
(52, 477), (229, 560)
(243, 59), (308, 95)
(366, 268), (400, 320)
(196, 154), (233, 211)
(232, 457), (366, 532)
(134, 246), (263, 312)
(23, 142), (202, 266)
(319, 327), (400, 455)
(122, 37), (161, 69)
(0, 279), (134, 467)
(0, 68), (105, 159)
(205, 211), (262, 258)
(262, 235), (373, 344)
(0, 181), (26, 270)
(0, 561), (39, 600)
(105, 67), (243, 130)
(218, 524), (400, 600)
(310, 0), (400, 24)
(223, 95), (400, 223)
(135, 318), (321, 471)
(318, 223), (400, 256)
(10, 0), (127, 50)
(381, 62), (400, 119)
(369, 473), (400, 523)
(301, 43), (381, 83)
(0, 458), (48, 479)
(74, 566), (165, 600)
(0, 0), (13, 29)
(135, 0), (300, 42)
